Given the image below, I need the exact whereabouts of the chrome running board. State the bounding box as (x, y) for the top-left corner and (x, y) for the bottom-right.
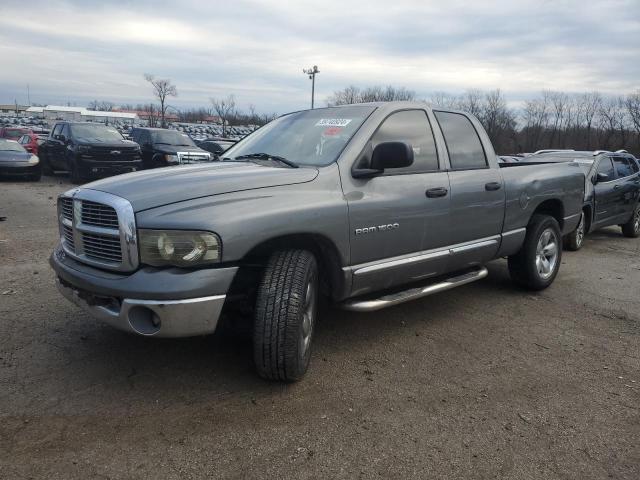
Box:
(341, 267), (488, 312)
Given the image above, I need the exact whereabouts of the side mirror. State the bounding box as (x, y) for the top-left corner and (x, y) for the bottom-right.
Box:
(595, 172), (609, 183)
(371, 142), (414, 170)
(352, 141), (414, 178)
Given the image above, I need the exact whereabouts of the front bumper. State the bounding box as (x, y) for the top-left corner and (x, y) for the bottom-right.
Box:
(77, 158), (143, 177)
(0, 160), (40, 176)
(50, 244), (238, 337)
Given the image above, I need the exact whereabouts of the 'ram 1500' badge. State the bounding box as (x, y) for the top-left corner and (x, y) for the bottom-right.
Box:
(355, 223), (399, 235)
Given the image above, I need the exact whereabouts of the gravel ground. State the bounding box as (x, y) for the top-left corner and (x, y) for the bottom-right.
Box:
(0, 175), (639, 479)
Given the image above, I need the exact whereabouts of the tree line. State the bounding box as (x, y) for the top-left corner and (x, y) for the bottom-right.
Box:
(327, 85), (640, 155)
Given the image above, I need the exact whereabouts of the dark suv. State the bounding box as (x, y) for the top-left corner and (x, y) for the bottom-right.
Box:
(40, 122), (142, 182)
(130, 128), (211, 169)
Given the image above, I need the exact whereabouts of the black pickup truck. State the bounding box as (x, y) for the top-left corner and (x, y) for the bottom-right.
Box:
(40, 122), (142, 182)
(520, 150), (640, 249)
(130, 128), (212, 169)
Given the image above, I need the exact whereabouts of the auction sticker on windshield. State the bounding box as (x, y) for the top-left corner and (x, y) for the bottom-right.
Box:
(316, 119), (352, 127)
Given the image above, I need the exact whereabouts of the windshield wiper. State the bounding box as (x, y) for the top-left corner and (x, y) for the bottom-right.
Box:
(231, 153), (299, 168)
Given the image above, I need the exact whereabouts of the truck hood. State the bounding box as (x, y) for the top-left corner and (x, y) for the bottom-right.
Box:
(84, 162), (319, 212)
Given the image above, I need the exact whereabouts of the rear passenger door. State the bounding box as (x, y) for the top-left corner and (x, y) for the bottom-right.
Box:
(434, 111), (505, 270)
(346, 109), (451, 296)
(612, 156), (640, 219)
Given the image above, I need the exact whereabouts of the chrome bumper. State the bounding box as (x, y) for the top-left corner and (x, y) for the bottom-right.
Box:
(56, 279), (226, 338)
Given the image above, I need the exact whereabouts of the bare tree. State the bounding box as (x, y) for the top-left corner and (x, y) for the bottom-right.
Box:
(87, 100), (114, 112)
(625, 91), (640, 150)
(581, 91), (601, 149)
(210, 95), (237, 137)
(327, 85), (415, 106)
(144, 74), (177, 128)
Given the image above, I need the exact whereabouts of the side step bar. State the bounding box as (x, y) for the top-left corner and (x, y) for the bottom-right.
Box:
(341, 267), (488, 312)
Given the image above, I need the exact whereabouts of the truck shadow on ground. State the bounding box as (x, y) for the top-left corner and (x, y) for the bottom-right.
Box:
(35, 259), (523, 409)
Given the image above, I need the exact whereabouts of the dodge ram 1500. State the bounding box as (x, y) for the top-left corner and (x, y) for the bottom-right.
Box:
(51, 102), (585, 381)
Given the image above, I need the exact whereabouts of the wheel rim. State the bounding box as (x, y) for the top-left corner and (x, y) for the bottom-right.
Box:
(576, 213), (585, 246)
(301, 277), (316, 356)
(535, 228), (559, 280)
(634, 208), (640, 233)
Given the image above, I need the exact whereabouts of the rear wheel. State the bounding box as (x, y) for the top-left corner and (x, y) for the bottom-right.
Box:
(563, 210), (585, 251)
(508, 214), (562, 290)
(621, 204), (640, 238)
(253, 250), (318, 382)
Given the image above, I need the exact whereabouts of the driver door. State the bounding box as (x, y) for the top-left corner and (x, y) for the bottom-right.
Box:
(344, 109), (451, 296)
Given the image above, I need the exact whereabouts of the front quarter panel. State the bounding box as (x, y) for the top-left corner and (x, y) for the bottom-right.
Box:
(135, 164), (350, 266)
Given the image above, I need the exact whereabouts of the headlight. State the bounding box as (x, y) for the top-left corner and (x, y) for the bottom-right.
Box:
(77, 145), (91, 153)
(165, 154), (179, 164)
(28, 155), (39, 165)
(139, 229), (221, 267)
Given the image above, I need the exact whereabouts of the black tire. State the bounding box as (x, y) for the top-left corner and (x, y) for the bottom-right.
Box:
(563, 210), (585, 251)
(68, 159), (82, 184)
(621, 204), (640, 238)
(508, 214), (562, 290)
(40, 152), (53, 176)
(253, 250), (318, 382)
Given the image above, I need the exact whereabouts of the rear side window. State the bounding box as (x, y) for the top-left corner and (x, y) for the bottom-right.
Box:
(630, 158), (640, 173)
(434, 111), (487, 170)
(596, 158), (615, 179)
(371, 109), (438, 172)
(613, 157), (635, 178)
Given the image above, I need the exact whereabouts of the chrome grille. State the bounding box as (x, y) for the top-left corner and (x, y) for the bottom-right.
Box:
(62, 224), (75, 249)
(82, 232), (122, 263)
(61, 197), (73, 221)
(57, 189), (138, 272)
(81, 200), (119, 228)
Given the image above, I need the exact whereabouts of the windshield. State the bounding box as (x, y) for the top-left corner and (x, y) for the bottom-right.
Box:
(224, 105), (376, 166)
(70, 124), (124, 142)
(0, 140), (27, 152)
(3, 129), (27, 139)
(151, 130), (196, 146)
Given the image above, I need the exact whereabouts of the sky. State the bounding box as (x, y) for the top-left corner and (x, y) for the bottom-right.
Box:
(0, 0), (638, 114)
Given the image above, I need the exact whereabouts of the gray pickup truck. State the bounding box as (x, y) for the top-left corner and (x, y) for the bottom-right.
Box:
(51, 102), (585, 381)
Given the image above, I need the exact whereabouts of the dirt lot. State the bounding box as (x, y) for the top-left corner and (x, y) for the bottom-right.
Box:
(0, 176), (639, 480)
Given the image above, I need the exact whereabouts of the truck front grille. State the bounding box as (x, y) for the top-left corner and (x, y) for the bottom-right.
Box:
(57, 190), (138, 272)
(82, 232), (123, 263)
(83, 146), (141, 162)
(81, 200), (119, 228)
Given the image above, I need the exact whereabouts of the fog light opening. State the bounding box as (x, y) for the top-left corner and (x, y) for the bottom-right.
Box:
(128, 306), (161, 335)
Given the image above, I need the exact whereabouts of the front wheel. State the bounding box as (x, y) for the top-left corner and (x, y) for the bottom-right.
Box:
(563, 211), (585, 251)
(253, 250), (318, 382)
(508, 214), (562, 290)
(621, 204), (640, 238)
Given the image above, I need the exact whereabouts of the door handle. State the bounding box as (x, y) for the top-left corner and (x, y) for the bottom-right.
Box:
(485, 182), (502, 191)
(426, 187), (448, 198)
(613, 184), (622, 190)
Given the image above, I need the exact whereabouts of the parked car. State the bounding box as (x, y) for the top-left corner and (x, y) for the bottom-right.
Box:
(0, 127), (32, 141)
(130, 127), (211, 168)
(39, 122), (142, 183)
(194, 137), (237, 158)
(519, 151), (640, 249)
(0, 139), (41, 181)
(50, 102), (584, 381)
(17, 133), (46, 156)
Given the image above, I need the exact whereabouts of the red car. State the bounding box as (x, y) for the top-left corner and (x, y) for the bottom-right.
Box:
(0, 127), (32, 141)
(17, 133), (46, 156)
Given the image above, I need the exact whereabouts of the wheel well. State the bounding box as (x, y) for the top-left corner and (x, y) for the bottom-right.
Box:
(229, 234), (345, 302)
(531, 199), (565, 229)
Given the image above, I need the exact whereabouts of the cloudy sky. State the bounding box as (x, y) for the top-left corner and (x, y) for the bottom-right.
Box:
(0, 0), (638, 113)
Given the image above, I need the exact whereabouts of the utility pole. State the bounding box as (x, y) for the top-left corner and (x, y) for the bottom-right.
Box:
(303, 65), (320, 109)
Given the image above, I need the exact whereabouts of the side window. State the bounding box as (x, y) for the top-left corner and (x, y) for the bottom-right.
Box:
(434, 111), (487, 170)
(629, 158), (640, 173)
(596, 157), (615, 180)
(613, 156), (633, 178)
(52, 124), (62, 138)
(18, 135), (27, 144)
(371, 110), (438, 173)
